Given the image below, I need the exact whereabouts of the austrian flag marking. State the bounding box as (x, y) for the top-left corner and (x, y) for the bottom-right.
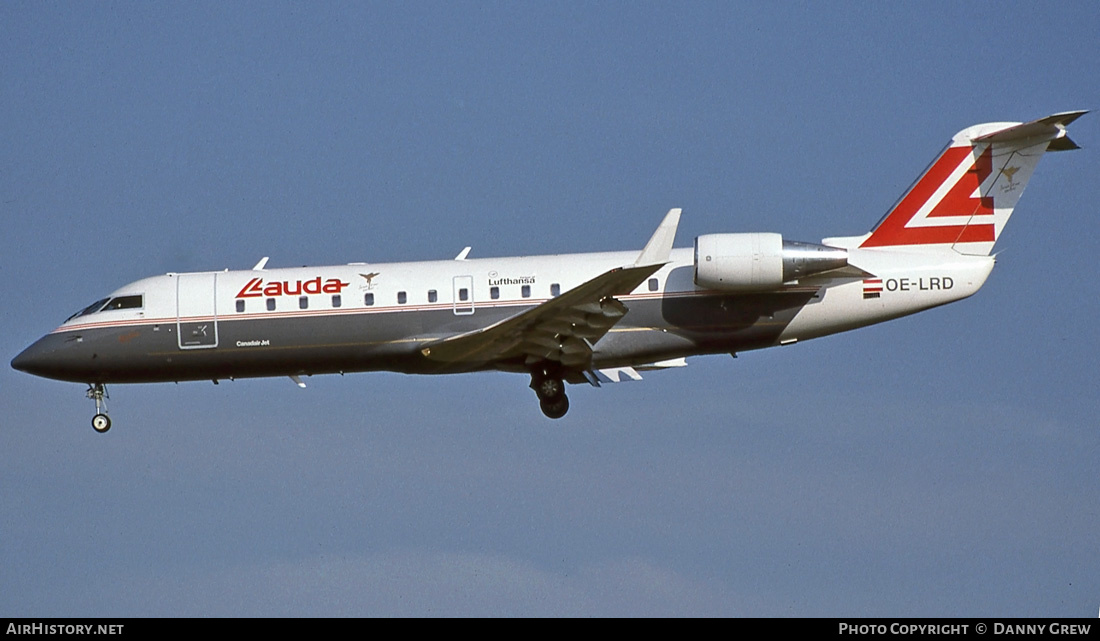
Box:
(863, 278), (882, 299)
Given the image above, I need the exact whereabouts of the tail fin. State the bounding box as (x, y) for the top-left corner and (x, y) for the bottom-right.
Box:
(859, 111), (1086, 255)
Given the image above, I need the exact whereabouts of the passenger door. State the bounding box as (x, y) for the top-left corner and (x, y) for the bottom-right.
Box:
(176, 273), (219, 349)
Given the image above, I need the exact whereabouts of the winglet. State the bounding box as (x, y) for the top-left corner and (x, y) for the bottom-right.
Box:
(634, 208), (681, 267)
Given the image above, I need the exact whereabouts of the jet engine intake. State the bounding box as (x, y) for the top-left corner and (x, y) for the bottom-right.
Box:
(694, 233), (848, 291)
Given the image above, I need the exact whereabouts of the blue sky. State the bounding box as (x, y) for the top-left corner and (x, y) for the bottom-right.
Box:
(2, 1), (1098, 616)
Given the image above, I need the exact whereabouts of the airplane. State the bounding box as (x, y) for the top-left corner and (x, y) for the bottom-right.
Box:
(11, 111), (1085, 432)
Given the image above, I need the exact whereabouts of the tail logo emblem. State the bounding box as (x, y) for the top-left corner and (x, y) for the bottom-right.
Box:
(1001, 165), (1021, 193)
(861, 145), (996, 247)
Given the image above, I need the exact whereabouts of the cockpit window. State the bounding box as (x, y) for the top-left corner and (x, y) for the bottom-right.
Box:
(64, 294), (144, 322)
(102, 295), (144, 311)
(66, 298), (110, 322)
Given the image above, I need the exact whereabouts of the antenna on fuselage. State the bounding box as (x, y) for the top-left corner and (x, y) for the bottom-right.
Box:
(252, 256), (270, 270)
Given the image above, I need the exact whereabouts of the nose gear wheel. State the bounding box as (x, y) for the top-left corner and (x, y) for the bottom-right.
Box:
(86, 383), (111, 433)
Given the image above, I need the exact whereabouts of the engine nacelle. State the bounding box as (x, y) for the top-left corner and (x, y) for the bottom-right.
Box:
(694, 233), (848, 292)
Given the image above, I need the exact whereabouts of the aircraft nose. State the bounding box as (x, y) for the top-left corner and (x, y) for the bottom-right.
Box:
(11, 334), (90, 382)
(12, 339), (49, 376)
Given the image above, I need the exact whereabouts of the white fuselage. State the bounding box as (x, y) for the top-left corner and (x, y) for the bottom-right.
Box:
(15, 244), (994, 386)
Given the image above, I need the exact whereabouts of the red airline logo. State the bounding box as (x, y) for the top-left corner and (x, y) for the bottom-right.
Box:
(236, 277), (350, 299)
(861, 145), (995, 248)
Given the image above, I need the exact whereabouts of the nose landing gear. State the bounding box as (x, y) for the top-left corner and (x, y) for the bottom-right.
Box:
(530, 369), (569, 419)
(86, 383), (111, 433)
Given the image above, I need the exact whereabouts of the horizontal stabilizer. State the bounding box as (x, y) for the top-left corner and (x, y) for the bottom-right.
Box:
(1047, 136), (1081, 152)
(972, 110), (1087, 146)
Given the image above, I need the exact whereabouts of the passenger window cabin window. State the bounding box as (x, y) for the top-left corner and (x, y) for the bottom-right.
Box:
(266, 298), (276, 311)
(428, 290), (438, 303)
(551, 283), (561, 297)
(299, 296), (308, 310)
(236, 300), (245, 313)
(521, 285), (531, 298)
(490, 286), (499, 300)
(364, 293), (374, 306)
(332, 294), (341, 308)
(398, 291), (407, 304)
(459, 288), (469, 302)
(648, 278), (659, 292)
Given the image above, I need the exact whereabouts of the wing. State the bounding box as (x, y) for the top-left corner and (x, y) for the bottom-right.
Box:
(420, 208), (681, 372)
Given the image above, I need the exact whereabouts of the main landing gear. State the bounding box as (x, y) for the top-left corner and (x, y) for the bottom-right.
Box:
(86, 383), (111, 433)
(530, 369), (569, 419)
